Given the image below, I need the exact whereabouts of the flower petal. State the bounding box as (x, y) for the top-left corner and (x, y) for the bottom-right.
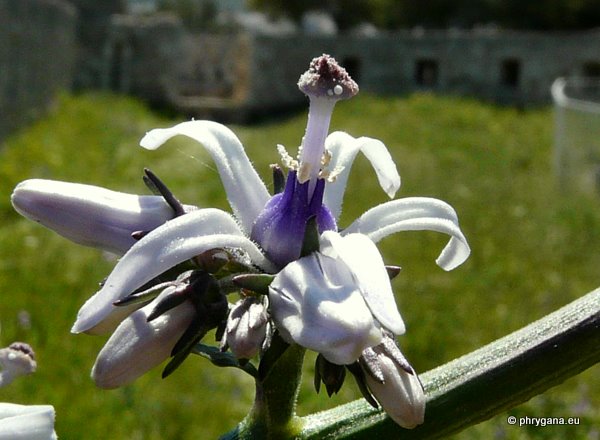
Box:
(269, 252), (382, 365)
(72, 208), (274, 334)
(324, 131), (401, 220)
(0, 403), (56, 440)
(344, 197), (470, 271)
(92, 298), (196, 389)
(11, 179), (189, 255)
(140, 120), (270, 234)
(320, 231), (405, 335)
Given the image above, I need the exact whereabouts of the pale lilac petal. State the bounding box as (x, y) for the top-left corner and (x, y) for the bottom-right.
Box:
(72, 208), (274, 334)
(11, 179), (192, 255)
(224, 297), (268, 359)
(140, 120), (270, 234)
(269, 253), (382, 365)
(92, 298), (196, 389)
(324, 131), (401, 220)
(0, 403), (56, 440)
(344, 197), (470, 271)
(320, 231), (405, 335)
(82, 302), (147, 336)
(364, 356), (425, 429)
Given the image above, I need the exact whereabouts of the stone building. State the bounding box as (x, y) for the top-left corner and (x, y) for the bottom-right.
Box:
(100, 14), (600, 120)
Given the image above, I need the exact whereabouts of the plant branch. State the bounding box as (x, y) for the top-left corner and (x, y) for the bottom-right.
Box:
(299, 287), (600, 439)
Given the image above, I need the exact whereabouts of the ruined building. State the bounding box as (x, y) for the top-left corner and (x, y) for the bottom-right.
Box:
(102, 12), (600, 120)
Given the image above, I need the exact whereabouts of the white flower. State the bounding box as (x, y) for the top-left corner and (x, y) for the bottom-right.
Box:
(269, 231), (404, 365)
(11, 54), (471, 387)
(0, 403), (57, 440)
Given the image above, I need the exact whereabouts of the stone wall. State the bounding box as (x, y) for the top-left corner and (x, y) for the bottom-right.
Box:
(246, 30), (600, 111)
(99, 20), (600, 120)
(0, 0), (77, 142)
(103, 13), (184, 105)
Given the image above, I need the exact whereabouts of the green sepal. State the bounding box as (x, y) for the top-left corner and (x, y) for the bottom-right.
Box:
(193, 343), (258, 377)
(232, 273), (275, 295)
(300, 215), (320, 257)
(162, 348), (192, 379)
(385, 265), (402, 280)
(113, 282), (166, 307)
(258, 331), (290, 381)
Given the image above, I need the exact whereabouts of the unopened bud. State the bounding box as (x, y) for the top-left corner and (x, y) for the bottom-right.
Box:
(360, 336), (425, 429)
(222, 296), (269, 360)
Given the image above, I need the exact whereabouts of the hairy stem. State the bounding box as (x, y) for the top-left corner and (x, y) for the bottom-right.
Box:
(221, 344), (306, 440)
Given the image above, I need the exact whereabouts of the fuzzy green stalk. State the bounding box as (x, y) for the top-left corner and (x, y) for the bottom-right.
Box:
(221, 343), (306, 440)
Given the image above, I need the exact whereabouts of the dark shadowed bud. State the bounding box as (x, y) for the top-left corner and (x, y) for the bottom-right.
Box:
(314, 353), (346, 397)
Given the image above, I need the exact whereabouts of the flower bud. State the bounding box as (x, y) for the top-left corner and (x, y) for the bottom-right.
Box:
(91, 296), (196, 389)
(11, 179), (194, 255)
(222, 296), (269, 360)
(360, 337), (425, 429)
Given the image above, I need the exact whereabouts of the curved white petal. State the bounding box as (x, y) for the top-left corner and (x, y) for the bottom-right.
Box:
(140, 120), (270, 234)
(11, 179), (189, 255)
(0, 403), (56, 440)
(320, 231), (405, 335)
(344, 197), (470, 271)
(269, 253), (382, 365)
(324, 131), (401, 220)
(92, 298), (196, 389)
(72, 208), (274, 334)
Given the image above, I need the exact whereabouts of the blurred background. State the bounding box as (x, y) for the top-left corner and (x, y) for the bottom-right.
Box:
(1, 0), (599, 438)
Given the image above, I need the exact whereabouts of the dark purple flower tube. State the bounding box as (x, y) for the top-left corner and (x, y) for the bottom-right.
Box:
(251, 170), (336, 268)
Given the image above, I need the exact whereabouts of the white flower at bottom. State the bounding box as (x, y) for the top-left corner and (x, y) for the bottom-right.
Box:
(91, 297), (196, 389)
(360, 336), (426, 429)
(0, 403), (56, 440)
(269, 249), (383, 365)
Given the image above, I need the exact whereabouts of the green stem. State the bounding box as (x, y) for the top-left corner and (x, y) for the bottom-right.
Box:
(221, 343), (306, 440)
(299, 287), (600, 439)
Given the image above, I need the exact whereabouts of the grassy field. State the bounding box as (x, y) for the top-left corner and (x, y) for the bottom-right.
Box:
(0, 92), (598, 439)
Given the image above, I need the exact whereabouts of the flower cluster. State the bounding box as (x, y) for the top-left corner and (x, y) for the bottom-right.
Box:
(11, 55), (470, 429)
